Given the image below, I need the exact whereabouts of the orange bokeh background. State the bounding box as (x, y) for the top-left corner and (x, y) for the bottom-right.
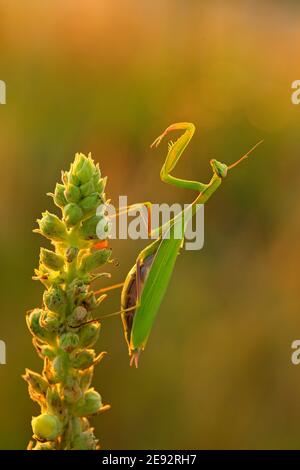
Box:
(0, 1), (300, 449)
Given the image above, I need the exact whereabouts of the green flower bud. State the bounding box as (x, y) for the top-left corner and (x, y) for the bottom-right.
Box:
(33, 266), (63, 289)
(68, 306), (88, 327)
(53, 183), (67, 208)
(46, 388), (65, 416)
(59, 332), (79, 352)
(37, 212), (67, 241)
(40, 311), (60, 333)
(69, 173), (80, 186)
(61, 171), (68, 185)
(80, 215), (103, 240)
(67, 280), (88, 307)
(81, 417), (91, 431)
(40, 248), (64, 271)
(64, 183), (81, 204)
(80, 179), (95, 197)
(72, 430), (97, 450)
(96, 216), (110, 239)
(65, 246), (79, 263)
(76, 157), (94, 184)
(79, 322), (100, 348)
(81, 291), (98, 310)
(94, 176), (107, 194)
(72, 349), (95, 370)
(94, 161), (101, 177)
(23, 369), (49, 396)
(79, 193), (101, 213)
(65, 162), (79, 185)
(75, 389), (102, 417)
(79, 367), (93, 392)
(74, 305), (89, 320)
(73, 153), (86, 173)
(52, 354), (68, 381)
(79, 249), (111, 272)
(69, 278), (87, 293)
(31, 414), (62, 441)
(26, 309), (50, 342)
(63, 203), (83, 227)
(40, 345), (56, 359)
(43, 286), (67, 315)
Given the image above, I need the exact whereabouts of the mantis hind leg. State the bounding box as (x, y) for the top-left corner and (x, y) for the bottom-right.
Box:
(151, 122), (208, 193)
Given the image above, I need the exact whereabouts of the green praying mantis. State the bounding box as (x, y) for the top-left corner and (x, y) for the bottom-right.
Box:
(95, 122), (262, 367)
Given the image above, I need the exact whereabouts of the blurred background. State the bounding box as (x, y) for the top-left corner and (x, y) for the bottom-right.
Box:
(0, 0), (300, 449)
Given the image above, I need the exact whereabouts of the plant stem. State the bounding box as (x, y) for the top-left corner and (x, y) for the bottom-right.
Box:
(24, 153), (111, 450)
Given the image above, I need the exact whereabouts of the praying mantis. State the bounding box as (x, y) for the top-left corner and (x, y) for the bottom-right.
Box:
(96, 122), (262, 367)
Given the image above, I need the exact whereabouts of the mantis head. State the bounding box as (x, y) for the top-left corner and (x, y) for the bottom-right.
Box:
(210, 159), (228, 178)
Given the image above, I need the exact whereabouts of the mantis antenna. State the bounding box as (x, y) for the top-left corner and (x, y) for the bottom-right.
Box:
(227, 139), (264, 171)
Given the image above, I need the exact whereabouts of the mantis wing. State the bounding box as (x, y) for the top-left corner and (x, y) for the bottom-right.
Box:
(130, 231), (183, 352)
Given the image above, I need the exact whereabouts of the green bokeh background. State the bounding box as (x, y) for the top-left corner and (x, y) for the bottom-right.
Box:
(0, 0), (300, 449)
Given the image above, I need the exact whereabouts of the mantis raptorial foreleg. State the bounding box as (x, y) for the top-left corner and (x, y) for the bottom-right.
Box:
(93, 202), (154, 295)
(112, 202), (153, 237)
(151, 122), (208, 193)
